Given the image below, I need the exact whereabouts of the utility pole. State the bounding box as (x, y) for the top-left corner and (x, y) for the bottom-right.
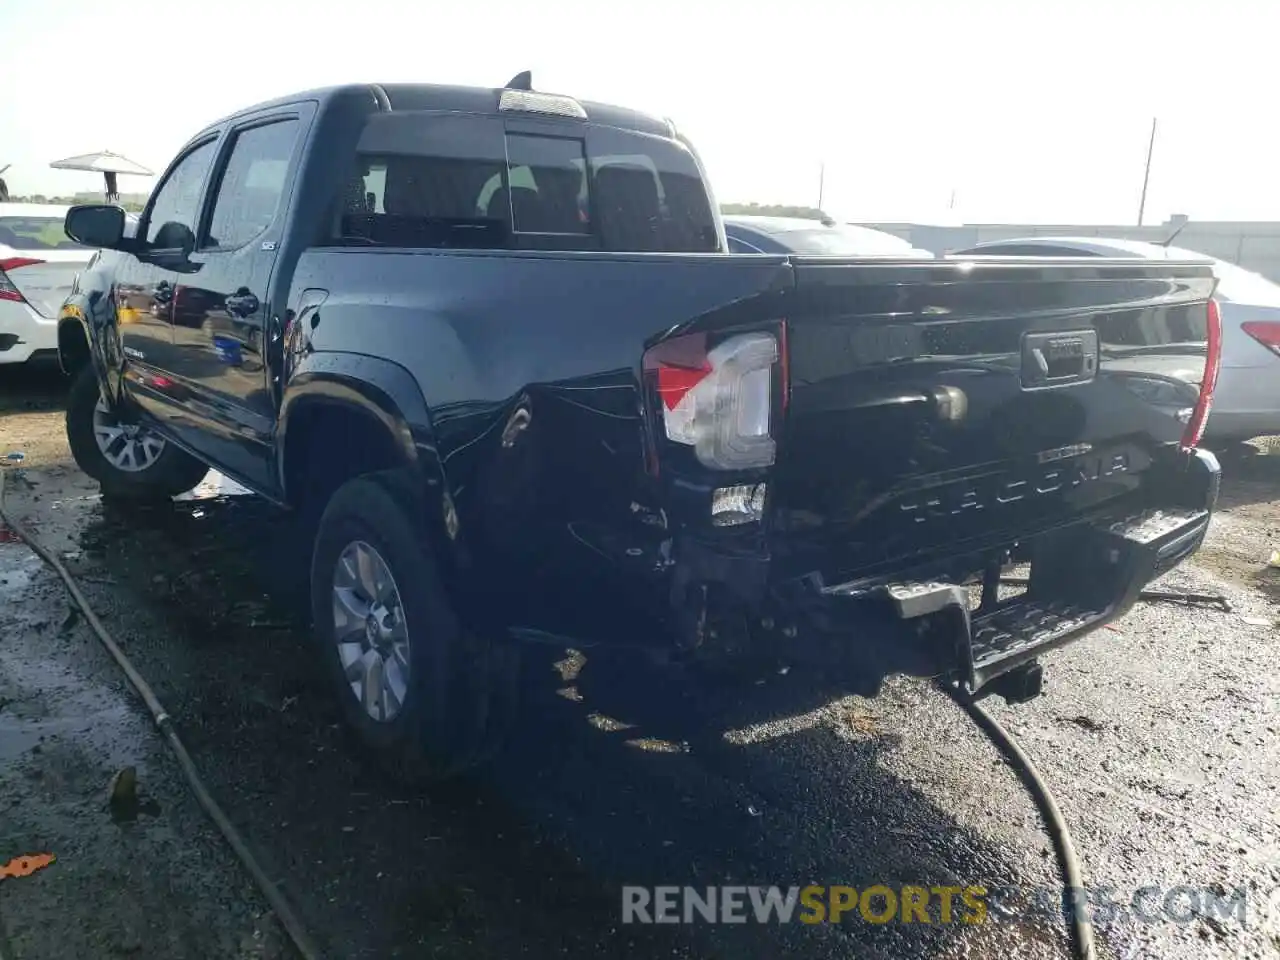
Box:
(1137, 117), (1157, 226)
(817, 161), (825, 210)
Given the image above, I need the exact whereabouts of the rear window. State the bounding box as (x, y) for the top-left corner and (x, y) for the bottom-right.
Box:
(334, 112), (717, 252)
(0, 216), (88, 251)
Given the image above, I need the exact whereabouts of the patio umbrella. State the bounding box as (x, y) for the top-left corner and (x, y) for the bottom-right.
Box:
(49, 151), (154, 202)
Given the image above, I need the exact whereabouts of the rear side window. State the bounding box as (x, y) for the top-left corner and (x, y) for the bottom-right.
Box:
(204, 119), (299, 250)
(335, 112), (717, 253)
(0, 217), (87, 251)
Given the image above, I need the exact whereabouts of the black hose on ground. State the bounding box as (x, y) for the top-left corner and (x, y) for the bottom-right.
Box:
(942, 681), (1097, 960)
(0, 468), (324, 960)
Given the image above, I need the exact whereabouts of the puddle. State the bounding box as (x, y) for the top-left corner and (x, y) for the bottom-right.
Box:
(0, 552), (155, 772)
(0, 544), (42, 595)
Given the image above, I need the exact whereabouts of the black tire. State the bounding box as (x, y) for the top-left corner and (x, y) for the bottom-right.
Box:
(65, 366), (209, 501)
(310, 471), (515, 780)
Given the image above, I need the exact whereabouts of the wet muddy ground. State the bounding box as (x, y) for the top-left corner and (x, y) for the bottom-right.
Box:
(1, 367), (1277, 960)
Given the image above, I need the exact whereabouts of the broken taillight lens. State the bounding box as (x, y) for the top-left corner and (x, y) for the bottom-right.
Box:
(1181, 298), (1223, 450)
(644, 329), (781, 471)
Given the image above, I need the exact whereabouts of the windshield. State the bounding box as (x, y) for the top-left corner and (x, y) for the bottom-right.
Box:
(0, 215), (87, 251)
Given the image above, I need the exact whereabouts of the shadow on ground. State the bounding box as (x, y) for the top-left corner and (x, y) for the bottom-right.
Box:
(1, 458), (1067, 959)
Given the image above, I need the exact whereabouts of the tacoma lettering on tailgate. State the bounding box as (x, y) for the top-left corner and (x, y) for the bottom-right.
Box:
(899, 451), (1131, 524)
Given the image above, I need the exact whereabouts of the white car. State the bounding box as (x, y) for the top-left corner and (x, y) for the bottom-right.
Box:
(0, 202), (97, 366)
(951, 236), (1280, 443)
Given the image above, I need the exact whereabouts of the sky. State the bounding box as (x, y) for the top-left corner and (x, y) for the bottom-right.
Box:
(2, 0), (1277, 225)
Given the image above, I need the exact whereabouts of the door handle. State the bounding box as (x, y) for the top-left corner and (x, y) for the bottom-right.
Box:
(152, 281), (173, 304)
(225, 289), (260, 317)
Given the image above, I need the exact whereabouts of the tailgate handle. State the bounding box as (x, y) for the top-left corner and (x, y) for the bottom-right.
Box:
(1021, 329), (1098, 389)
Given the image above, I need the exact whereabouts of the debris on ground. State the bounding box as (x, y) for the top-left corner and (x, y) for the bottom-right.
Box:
(1065, 715), (1104, 732)
(0, 854), (55, 881)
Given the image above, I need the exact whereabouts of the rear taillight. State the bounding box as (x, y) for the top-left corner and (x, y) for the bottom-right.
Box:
(0, 257), (42, 304)
(1181, 298), (1223, 450)
(644, 329), (782, 472)
(1242, 320), (1280, 358)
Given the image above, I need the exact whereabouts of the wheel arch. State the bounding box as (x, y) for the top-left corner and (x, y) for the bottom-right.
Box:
(278, 355), (472, 589)
(56, 302), (94, 377)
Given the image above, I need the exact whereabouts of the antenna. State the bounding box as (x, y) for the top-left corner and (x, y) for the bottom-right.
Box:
(1137, 117), (1157, 226)
(504, 71), (533, 91)
(1158, 214), (1189, 248)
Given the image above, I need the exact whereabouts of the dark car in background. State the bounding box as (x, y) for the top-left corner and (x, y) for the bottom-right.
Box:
(723, 214), (933, 256)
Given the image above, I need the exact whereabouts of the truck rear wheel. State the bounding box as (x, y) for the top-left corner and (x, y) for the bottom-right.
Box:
(310, 472), (512, 780)
(65, 365), (208, 501)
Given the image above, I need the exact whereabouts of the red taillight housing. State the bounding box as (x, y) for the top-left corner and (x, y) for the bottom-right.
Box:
(0, 257), (44, 304)
(643, 327), (785, 473)
(1181, 298), (1222, 450)
(1242, 320), (1280, 358)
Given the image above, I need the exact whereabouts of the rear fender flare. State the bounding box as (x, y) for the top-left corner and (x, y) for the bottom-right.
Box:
(278, 352), (471, 581)
(58, 289), (124, 401)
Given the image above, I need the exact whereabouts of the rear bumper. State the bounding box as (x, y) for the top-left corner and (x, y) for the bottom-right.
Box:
(671, 448), (1221, 696)
(0, 302), (59, 364)
(879, 503), (1212, 693)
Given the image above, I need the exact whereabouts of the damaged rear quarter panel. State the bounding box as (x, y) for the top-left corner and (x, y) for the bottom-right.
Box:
(287, 247), (792, 592)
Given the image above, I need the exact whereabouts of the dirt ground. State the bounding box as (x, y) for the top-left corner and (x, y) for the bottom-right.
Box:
(1, 366), (1278, 960)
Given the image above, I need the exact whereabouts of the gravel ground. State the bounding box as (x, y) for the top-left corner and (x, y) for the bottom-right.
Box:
(1, 368), (1277, 960)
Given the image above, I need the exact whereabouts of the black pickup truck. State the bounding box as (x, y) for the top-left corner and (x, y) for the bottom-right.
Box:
(57, 75), (1222, 775)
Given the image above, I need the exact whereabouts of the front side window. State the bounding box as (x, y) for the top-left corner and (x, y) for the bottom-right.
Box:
(205, 119), (299, 250)
(145, 140), (217, 250)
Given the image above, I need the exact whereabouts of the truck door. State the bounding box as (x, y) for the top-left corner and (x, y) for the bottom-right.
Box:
(114, 138), (217, 419)
(166, 109), (309, 496)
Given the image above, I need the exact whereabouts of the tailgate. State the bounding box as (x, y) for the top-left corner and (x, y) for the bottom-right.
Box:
(770, 256), (1218, 580)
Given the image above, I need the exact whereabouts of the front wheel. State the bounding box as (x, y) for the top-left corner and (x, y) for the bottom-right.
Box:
(310, 472), (515, 780)
(65, 366), (208, 501)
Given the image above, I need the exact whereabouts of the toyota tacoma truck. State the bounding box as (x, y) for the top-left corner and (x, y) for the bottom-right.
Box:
(56, 75), (1222, 776)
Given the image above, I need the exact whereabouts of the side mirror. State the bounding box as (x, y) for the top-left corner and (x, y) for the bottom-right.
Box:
(64, 204), (127, 250)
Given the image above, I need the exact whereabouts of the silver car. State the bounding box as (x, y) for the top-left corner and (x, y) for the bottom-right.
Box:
(950, 236), (1280, 443)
